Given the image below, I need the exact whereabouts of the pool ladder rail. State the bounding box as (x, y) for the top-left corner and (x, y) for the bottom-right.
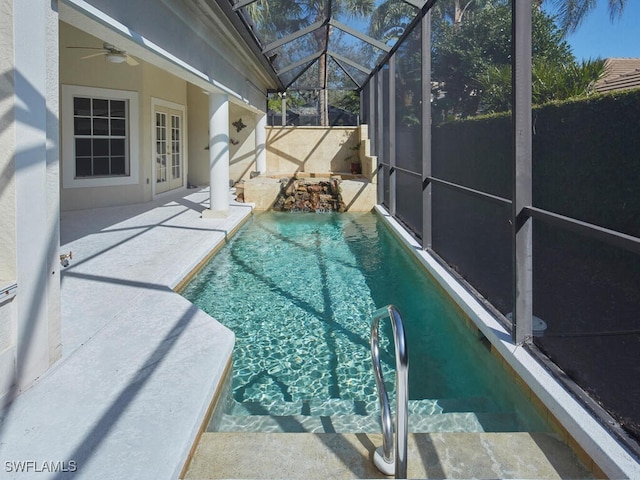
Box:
(371, 305), (409, 478)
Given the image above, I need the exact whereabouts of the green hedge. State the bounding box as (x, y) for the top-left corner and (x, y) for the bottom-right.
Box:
(432, 89), (640, 237)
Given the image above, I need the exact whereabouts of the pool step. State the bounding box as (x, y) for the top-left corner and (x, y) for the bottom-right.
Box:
(214, 397), (520, 433)
(227, 396), (497, 417)
(183, 432), (594, 479)
(214, 410), (518, 433)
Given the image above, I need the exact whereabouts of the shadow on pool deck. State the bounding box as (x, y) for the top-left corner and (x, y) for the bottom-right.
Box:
(0, 188), (250, 480)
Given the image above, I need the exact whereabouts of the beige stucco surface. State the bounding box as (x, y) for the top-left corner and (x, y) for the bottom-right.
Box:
(229, 103), (259, 184)
(60, 23), (190, 210)
(58, 22), (268, 212)
(186, 83), (210, 187)
(187, 87), (262, 188)
(266, 126), (361, 174)
(242, 125), (377, 212)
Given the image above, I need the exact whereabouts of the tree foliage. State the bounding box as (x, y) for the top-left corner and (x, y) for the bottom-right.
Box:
(250, 0), (374, 125)
(431, 0), (605, 121)
(545, 0), (627, 33)
(479, 58), (606, 112)
(368, 0), (418, 44)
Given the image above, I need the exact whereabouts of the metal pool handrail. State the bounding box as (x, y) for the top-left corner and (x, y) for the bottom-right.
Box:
(371, 305), (409, 478)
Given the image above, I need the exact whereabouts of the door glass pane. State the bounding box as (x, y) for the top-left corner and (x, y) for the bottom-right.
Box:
(93, 118), (109, 136)
(171, 114), (181, 180)
(156, 112), (167, 183)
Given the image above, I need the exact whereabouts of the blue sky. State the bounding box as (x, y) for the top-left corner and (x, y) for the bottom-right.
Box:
(546, 1), (640, 61)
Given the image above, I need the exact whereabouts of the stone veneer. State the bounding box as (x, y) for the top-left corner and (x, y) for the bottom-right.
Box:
(272, 176), (346, 212)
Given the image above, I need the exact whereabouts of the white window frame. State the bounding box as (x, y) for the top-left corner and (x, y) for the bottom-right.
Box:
(61, 85), (139, 188)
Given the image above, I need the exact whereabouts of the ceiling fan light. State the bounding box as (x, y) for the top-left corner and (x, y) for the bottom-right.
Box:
(106, 52), (126, 64)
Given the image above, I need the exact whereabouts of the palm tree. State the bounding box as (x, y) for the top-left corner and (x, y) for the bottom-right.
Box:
(545, 0), (626, 33)
(368, 1), (417, 43)
(250, 0), (374, 126)
(434, 0), (481, 25)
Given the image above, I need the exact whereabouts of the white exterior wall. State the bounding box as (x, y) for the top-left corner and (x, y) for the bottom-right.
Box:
(46, 0), (62, 371)
(0, 0), (61, 400)
(0, 0), (18, 399)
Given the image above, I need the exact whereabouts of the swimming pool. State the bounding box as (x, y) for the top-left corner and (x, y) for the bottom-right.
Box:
(182, 211), (549, 433)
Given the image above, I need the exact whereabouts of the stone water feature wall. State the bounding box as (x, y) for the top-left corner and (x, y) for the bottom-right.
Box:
(272, 176), (346, 212)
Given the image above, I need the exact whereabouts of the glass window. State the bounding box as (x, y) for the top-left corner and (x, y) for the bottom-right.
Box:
(72, 96), (129, 178)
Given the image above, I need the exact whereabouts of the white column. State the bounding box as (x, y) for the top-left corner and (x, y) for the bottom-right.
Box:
(203, 92), (230, 218)
(255, 113), (267, 174)
(13, 0), (60, 393)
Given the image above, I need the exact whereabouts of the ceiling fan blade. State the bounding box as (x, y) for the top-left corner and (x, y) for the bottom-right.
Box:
(67, 46), (104, 50)
(125, 55), (139, 66)
(80, 52), (107, 60)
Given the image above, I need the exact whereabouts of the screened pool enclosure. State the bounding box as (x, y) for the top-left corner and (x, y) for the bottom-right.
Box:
(221, 0), (640, 456)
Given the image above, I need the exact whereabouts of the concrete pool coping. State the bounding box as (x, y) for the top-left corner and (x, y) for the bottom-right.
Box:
(373, 205), (640, 479)
(0, 188), (249, 479)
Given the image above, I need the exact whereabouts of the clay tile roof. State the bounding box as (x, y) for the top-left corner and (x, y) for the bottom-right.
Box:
(594, 58), (640, 93)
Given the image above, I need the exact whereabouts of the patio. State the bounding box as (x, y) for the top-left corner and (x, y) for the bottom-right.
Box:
(0, 189), (249, 479)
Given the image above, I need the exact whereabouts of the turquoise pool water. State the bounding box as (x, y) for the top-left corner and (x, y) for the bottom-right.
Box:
(182, 212), (549, 432)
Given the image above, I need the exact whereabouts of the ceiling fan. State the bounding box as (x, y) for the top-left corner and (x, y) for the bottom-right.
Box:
(68, 42), (139, 66)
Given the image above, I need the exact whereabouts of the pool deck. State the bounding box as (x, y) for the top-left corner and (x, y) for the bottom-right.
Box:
(0, 188), (249, 479)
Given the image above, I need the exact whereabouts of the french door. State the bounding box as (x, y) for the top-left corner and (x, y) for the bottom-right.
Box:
(155, 105), (184, 194)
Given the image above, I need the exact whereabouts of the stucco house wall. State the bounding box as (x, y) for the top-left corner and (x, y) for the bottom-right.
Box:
(229, 104), (259, 185)
(186, 86), (263, 188)
(60, 23), (191, 210)
(59, 23), (268, 209)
